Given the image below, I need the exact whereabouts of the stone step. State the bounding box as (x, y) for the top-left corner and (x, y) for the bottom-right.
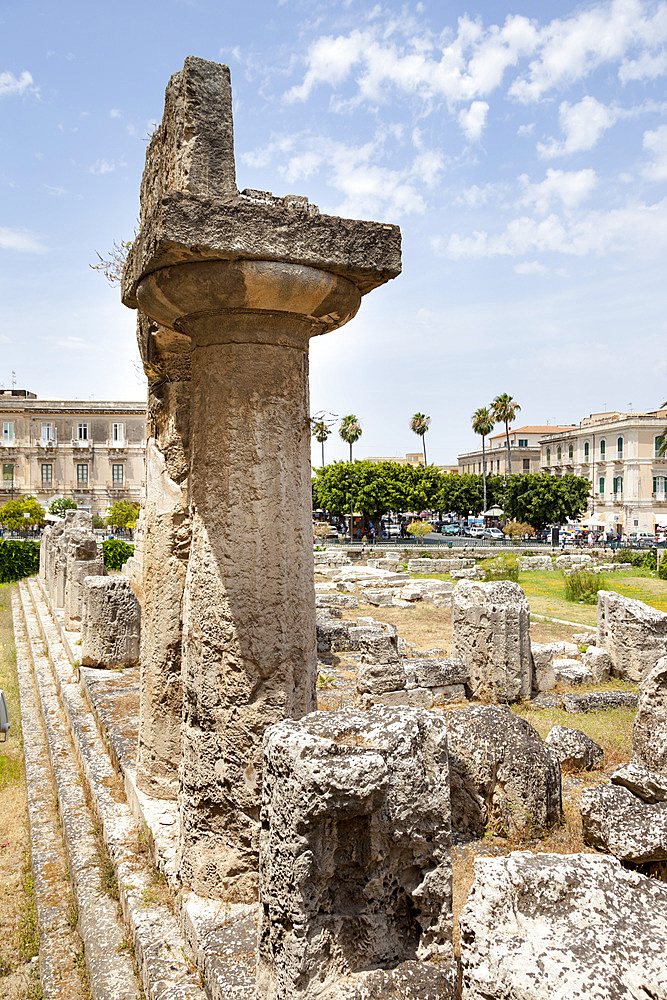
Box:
(18, 580), (206, 1000)
(14, 586), (138, 1000)
(22, 577), (258, 1000)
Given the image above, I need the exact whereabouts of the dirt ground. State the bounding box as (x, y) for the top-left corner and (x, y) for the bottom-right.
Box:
(0, 584), (41, 1000)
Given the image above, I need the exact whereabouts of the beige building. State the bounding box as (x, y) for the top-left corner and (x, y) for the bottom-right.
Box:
(0, 389), (146, 516)
(540, 408), (667, 534)
(458, 425), (575, 477)
(366, 452), (425, 467)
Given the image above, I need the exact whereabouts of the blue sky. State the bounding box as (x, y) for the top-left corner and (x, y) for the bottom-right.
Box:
(2, 0), (666, 466)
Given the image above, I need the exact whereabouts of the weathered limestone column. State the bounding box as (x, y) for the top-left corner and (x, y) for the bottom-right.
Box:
(122, 57), (401, 898)
(134, 312), (192, 800)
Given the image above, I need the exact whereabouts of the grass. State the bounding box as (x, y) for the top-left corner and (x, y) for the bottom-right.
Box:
(513, 701), (636, 768)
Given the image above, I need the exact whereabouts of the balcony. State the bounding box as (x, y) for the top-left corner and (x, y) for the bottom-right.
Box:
(107, 481), (127, 491)
(652, 492), (667, 502)
(70, 439), (93, 450)
(34, 438), (57, 449)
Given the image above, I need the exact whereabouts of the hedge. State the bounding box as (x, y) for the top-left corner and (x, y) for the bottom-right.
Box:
(102, 539), (134, 571)
(0, 540), (41, 583)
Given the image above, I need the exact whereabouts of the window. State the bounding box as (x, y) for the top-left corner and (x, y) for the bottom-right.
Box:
(557, 446), (562, 463)
(584, 441), (590, 460)
(613, 476), (623, 494)
(654, 476), (666, 496)
(656, 436), (664, 459)
(546, 447), (550, 465)
(41, 464), (53, 486)
(599, 477), (605, 495)
(2, 422), (14, 444)
(76, 464), (88, 486)
(617, 437), (623, 458)
(111, 422), (124, 443)
(518, 439), (528, 448)
(112, 464), (124, 486)
(41, 422), (53, 442)
(522, 458), (530, 472)
(600, 439), (606, 459)
(567, 444), (573, 461)
(2, 463), (13, 483)
(76, 422), (88, 441)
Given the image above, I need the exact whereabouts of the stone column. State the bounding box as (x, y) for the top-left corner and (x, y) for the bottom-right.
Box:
(137, 259), (361, 898)
(135, 312), (191, 800)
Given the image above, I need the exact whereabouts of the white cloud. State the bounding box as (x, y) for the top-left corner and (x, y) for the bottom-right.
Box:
(517, 122), (535, 136)
(0, 70), (36, 99)
(643, 123), (667, 179)
(89, 159), (116, 175)
(509, 0), (667, 103)
(0, 227), (46, 253)
(443, 196), (667, 259)
(109, 108), (122, 118)
(458, 100), (489, 141)
(619, 49), (667, 82)
(514, 261), (549, 275)
(519, 168), (598, 213)
(538, 97), (616, 158)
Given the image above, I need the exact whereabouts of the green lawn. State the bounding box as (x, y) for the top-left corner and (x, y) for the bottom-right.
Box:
(519, 569), (667, 625)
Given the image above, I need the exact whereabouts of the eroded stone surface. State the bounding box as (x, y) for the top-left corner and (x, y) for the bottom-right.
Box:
(597, 590), (667, 682)
(632, 655), (667, 775)
(81, 576), (141, 667)
(451, 580), (532, 701)
(459, 851), (667, 1000)
(447, 705), (561, 837)
(530, 643), (555, 693)
(545, 725), (603, 770)
(580, 783), (667, 862)
(257, 707), (456, 1000)
(612, 760), (667, 803)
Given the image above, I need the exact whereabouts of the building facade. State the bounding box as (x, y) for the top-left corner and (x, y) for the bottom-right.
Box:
(540, 409), (667, 534)
(0, 390), (146, 516)
(458, 425), (575, 477)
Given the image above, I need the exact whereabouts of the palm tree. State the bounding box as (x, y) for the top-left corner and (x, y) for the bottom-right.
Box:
(491, 393), (521, 474)
(311, 419), (331, 467)
(472, 406), (494, 512)
(339, 414), (362, 462)
(410, 412), (431, 465)
(657, 400), (667, 457)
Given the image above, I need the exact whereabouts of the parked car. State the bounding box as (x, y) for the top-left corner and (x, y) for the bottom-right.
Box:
(469, 525), (485, 538)
(442, 524), (460, 536)
(482, 527), (505, 541)
(387, 524), (401, 537)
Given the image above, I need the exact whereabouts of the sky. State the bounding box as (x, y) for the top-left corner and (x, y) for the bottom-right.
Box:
(1, 0), (666, 467)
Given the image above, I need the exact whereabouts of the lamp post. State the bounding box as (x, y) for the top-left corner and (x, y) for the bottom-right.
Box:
(23, 511), (30, 539)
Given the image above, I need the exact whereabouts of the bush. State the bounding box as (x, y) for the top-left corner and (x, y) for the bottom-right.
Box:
(659, 557), (667, 581)
(0, 540), (40, 582)
(102, 539), (134, 571)
(481, 553), (520, 582)
(613, 549), (657, 570)
(563, 569), (604, 605)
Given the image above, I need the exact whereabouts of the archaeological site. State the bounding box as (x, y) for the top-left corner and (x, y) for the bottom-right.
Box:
(7, 57), (667, 1000)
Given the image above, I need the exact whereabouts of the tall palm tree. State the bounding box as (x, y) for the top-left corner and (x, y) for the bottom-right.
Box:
(472, 406), (494, 512)
(311, 419), (331, 467)
(410, 412), (431, 465)
(657, 400), (667, 456)
(339, 414), (362, 462)
(491, 393), (521, 474)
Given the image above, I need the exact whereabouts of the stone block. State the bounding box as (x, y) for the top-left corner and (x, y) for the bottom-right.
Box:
(356, 658), (406, 696)
(407, 557), (439, 574)
(359, 687), (434, 710)
(316, 619), (353, 654)
(553, 660), (592, 685)
(632, 655), (667, 776)
(360, 588), (395, 606)
(431, 684), (466, 705)
(315, 594), (358, 610)
(403, 657), (468, 690)
(597, 590), (667, 682)
(612, 761), (667, 804)
(545, 725), (603, 770)
(392, 597), (415, 608)
(581, 783), (667, 862)
(581, 644), (611, 683)
(459, 852), (667, 1000)
(530, 643), (555, 693)
(452, 579), (532, 701)
(81, 576), (141, 667)
(518, 555), (554, 571)
(556, 553), (592, 568)
(447, 705), (561, 837)
(258, 707), (457, 1000)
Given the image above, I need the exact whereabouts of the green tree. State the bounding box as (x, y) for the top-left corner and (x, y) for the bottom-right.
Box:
(491, 393), (521, 474)
(339, 414), (363, 462)
(0, 496), (46, 530)
(406, 519), (431, 541)
(409, 412), (431, 465)
(48, 497), (78, 518)
(313, 461), (409, 533)
(471, 406), (494, 513)
(311, 418), (332, 467)
(106, 500), (140, 530)
(657, 400), (667, 456)
(505, 473), (590, 530)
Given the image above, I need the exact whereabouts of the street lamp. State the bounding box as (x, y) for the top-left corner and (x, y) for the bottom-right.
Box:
(23, 511), (30, 539)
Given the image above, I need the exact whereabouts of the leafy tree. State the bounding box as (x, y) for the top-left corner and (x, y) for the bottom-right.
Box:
(313, 461), (411, 532)
(657, 399), (667, 457)
(106, 500), (140, 530)
(339, 415), (362, 462)
(406, 520), (431, 540)
(491, 393), (521, 474)
(409, 412), (431, 465)
(48, 497), (78, 518)
(0, 496), (46, 530)
(471, 406), (494, 512)
(311, 416), (335, 467)
(505, 473), (590, 530)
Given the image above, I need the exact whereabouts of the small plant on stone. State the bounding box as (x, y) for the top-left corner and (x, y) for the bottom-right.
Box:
(317, 670), (337, 689)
